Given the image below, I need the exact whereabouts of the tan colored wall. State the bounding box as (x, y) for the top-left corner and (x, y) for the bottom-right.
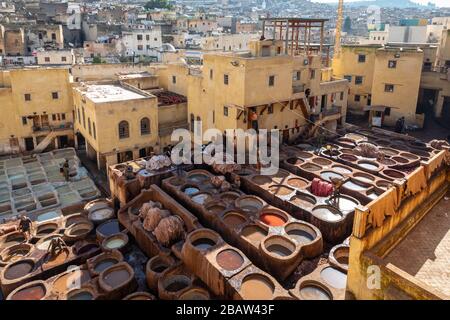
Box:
(155, 63), (189, 96)
(71, 63), (159, 82)
(4, 29), (25, 56)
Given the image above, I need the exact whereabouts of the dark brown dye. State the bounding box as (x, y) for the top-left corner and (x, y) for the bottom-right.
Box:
(286, 158), (304, 165)
(216, 249), (244, 271)
(266, 244), (292, 257)
(103, 269), (130, 288)
(383, 169), (405, 179)
(165, 278), (189, 292)
(336, 256), (349, 265)
(77, 243), (99, 255)
(152, 264), (168, 273)
(192, 238), (216, 250)
(97, 220), (120, 237)
(94, 258), (117, 273)
(4, 261), (33, 280)
(268, 185), (294, 196)
(287, 178), (308, 188)
(10, 285), (45, 300)
(37, 227), (57, 236)
(70, 227), (90, 236)
(392, 156), (408, 164)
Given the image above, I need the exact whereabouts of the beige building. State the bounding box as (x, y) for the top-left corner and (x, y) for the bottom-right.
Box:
(36, 49), (74, 65)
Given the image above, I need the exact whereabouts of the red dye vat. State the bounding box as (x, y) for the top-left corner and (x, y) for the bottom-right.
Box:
(260, 213), (286, 226)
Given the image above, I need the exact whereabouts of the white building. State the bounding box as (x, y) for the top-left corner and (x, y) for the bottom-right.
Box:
(121, 26), (162, 58)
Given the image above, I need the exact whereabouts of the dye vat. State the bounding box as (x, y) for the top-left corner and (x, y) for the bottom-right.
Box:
(89, 207), (114, 225)
(35, 235), (62, 251)
(339, 154), (357, 162)
(102, 233), (128, 251)
(320, 171), (344, 182)
(220, 192), (241, 202)
(222, 212), (246, 228)
(216, 249), (244, 271)
(392, 156), (409, 164)
(7, 281), (47, 300)
(43, 250), (69, 268)
(332, 166), (352, 174)
(205, 202), (227, 215)
(147, 256), (169, 274)
(192, 238), (217, 250)
(3, 259), (35, 280)
(330, 245), (349, 269)
(35, 222), (59, 238)
(286, 158), (304, 165)
(383, 169), (406, 179)
(240, 274), (274, 300)
(235, 196), (264, 213)
(320, 266), (347, 289)
(357, 161), (379, 171)
(35, 211), (60, 223)
(259, 212), (287, 227)
(64, 221), (93, 240)
(379, 158), (396, 166)
(312, 206), (343, 222)
(95, 258), (118, 273)
(343, 180), (368, 192)
(101, 264), (132, 289)
(287, 178), (308, 189)
(0, 243), (32, 266)
(252, 175), (273, 185)
(163, 275), (191, 292)
(183, 186), (200, 196)
(296, 151), (313, 159)
(96, 219), (121, 240)
(312, 158), (332, 166)
(187, 173), (209, 183)
(67, 289), (94, 300)
(299, 284), (331, 300)
(291, 193), (316, 207)
(179, 288), (210, 300)
(332, 196), (358, 212)
(284, 223), (316, 245)
(241, 225), (268, 243)
(379, 148), (399, 156)
(263, 236), (295, 258)
(53, 269), (91, 293)
(191, 193), (212, 205)
(353, 173), (375, 184)
(300, 163), (322, 172)
(268, 185), (294, 196)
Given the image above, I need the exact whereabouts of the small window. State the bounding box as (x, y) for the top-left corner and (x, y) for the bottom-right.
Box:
(51, 33), (56, 40)
(137, 45), (143, 50)
(44, 57), (50, 62)
(88, 118), (92, 135)
(210, 69), (213, 80)
(190, 113), (195, 132)
(296, 71), (301, 80)
(355, 95), (361, 102)
(268, 104), (274, 114)
(358, 54), (366, 63)
(384, 107), (391, 116)
(52, 92), (58, 99)
(52, 114), (56, 121)
(388, 60), (397, 68)
(61, 56), (67, 62)
(344, 75), (352, 82)
(118, 121), (130, 139)
(146, 45), (150, 50)
(385, 84), (394, 93)
(355, 76), (363, 85)
(154, 38), (158, 41)
(93, 122), (96, 139)
(24, 94), (31, 101)
(224, 74), (229, 85)
(137, 34), (143, 40)
(224, 106), (228, 116)
(146, 35), (150, 41)
(22, 117), (27, 125)
(77, 109), (81, 124)
(340, 92), (344, 100)
(268, 75), (275, 87)
(310, 69), (315, 79)
(172, 76), (176, 84)
(140, 117), (150, 135)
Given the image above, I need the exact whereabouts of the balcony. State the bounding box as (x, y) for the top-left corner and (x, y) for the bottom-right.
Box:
(32, 122), (73, 133)
(292, 84), (305, 94)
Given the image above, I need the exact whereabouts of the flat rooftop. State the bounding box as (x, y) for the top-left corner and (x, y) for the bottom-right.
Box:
(384, 191), (450, 298)
(82, 84), (148, 103)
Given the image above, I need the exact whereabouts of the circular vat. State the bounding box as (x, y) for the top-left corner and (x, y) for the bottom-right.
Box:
(7, 280), (48, 300)
(35, 235), (63, 251)
(162, 274), (191, 293)
(353, 173), (375, 184)
(379, 158), (396, 166)
(376, 140), (390, 146)
(96, 219), (121, 240)
(191, 192), (212, 205)
(189, 229), (219, 251)
(235, 196), (264, 213)
(330, 245), (349, 270)
(298, 281), (332, 300)
(312, 158), (332, 166)
(409, 140), (427, 149)
(296, 151), (314, 159)
(205, 201), (227, 215)
(0, 232), (26, 252)
(390, 144), (409, 151)
(93, 254), (122, 274)
(222, 211), (247, 228)
(287, 177), (308, 189)
(300, 163), (322, 172)
(88, 207), (115, 225)
(268, 184), (295, 196)
(357, 161), (380, 171)
(241, 224), (268, 244)
(84, 199), (110, 213)
(343, 179), (368, 192)
(322, 149), (341, 157)
(320, 171), (344, 182)
(123, 292), (155, 300)
(271, 169), (291, 182)
(52, 268), (91, 293)
(379, 148), (399, 156)
(259, 210), (288, 227)
(179, 288), (210, 300)
(340, 148), (356, 155)
(392, 156), (409, 164)
(216, 248), (244, 271)
(167, 176), (184, 186)
(240, 274), (275, 300)
(102, 233), (129, 251)
(291, 193), (316, 208)
(376, 180), (391, 190)
(64, 213), (87, 228)
(337, 137), (356, 145)
(345, 133), (366, 141)
(147, 256), (169, 275)
(34, 222), (59, 238)
(263, 235), (296, 258)
(219, 191), (241, 202)
(382, 169), (406, 179)
(284, 222), (316, 245)
(66, 288), (95, 300)
(400, 152), (419, 160)
(0, 243), (33, 266)
(312, 206), (343, 222)
(285, 157), (304, 166)
(2, 258), (35, 280)
(409, 149), (430, 157)
(339, 154), (357, 162)
(187, 172), (209, 184)
(251, 175), (273, 185)
(331, 196), (359, 213)
(64, 221), (94, 240)
(332, 165), (352, 174)
(320, 266), (347, 289)
(100, 263), (133, 291)
(182, 184), (200, 196)
(75, 242), (100, 255)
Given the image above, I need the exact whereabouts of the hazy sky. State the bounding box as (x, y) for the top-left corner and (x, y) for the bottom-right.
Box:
(312, 0), (449, 7)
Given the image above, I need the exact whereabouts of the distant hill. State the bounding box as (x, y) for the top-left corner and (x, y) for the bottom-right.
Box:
(324, 0), (426, 8)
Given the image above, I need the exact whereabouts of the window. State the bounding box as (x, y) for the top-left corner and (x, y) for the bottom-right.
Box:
(224, 106), (228, 116)
(52, 92), (58, 99)
(344, 75), (352, 82)
(268, 104), (274, 114)
(384, 107), (391, 116)
(310, 69), (315, 79)
(355, 95), (361, 102)
(52, 114), (56, 121)
(355, 76), (363, 85)
(268, 75), (275, 87)
(22, 117), (27, 125)
(61, 113), (65, 120)
(172, 76), (176, 84)
(45, 57), (50, 62)
(140, 117), (150, 135)
(61, 56), (67, 62)
(82, 107), (86, 128)
(137, 45), (143, 51)
(385, 84), (394, 93)
(137, 34), (143, 41)
(88, 118), (92, 135)
(51, 33), (56, 40)
(146, 35), (150, 41)
(146, 45), (150, 50)
(24, 94), (31, 101)
(118, 121), (129, 139)
(190, 113), (195, 132)
(340, 92), (344, 100)
(210, 69), (213, 80)
(93, 122), (96, 139)
(388, 60), (397, 68)
(154, 38), (158, 41)
(224, 74), (229, 85)
(358, 54), (366, 63)
(295, 71), (301, 81)
(77, 109), (81, 124)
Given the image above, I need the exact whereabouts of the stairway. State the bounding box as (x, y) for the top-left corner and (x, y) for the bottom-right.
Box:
(33, 130), (57, 153)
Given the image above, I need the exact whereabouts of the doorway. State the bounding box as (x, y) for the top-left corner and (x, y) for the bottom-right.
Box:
(24, 137), (34, 151)
(58, 135), (68, 149)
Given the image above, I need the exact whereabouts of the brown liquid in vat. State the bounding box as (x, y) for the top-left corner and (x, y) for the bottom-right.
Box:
(103, 269), (130, 288)
(10, 285), (45, 300)
(4, 261), (33, 280)
(240, 275), (274, 300)
(216, 249), (244, 271)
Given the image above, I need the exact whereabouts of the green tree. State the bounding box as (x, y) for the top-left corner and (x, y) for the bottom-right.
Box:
(343, 17), (352, 33)
(144, 0), (172, 10)
(92, 56), (102, 64)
